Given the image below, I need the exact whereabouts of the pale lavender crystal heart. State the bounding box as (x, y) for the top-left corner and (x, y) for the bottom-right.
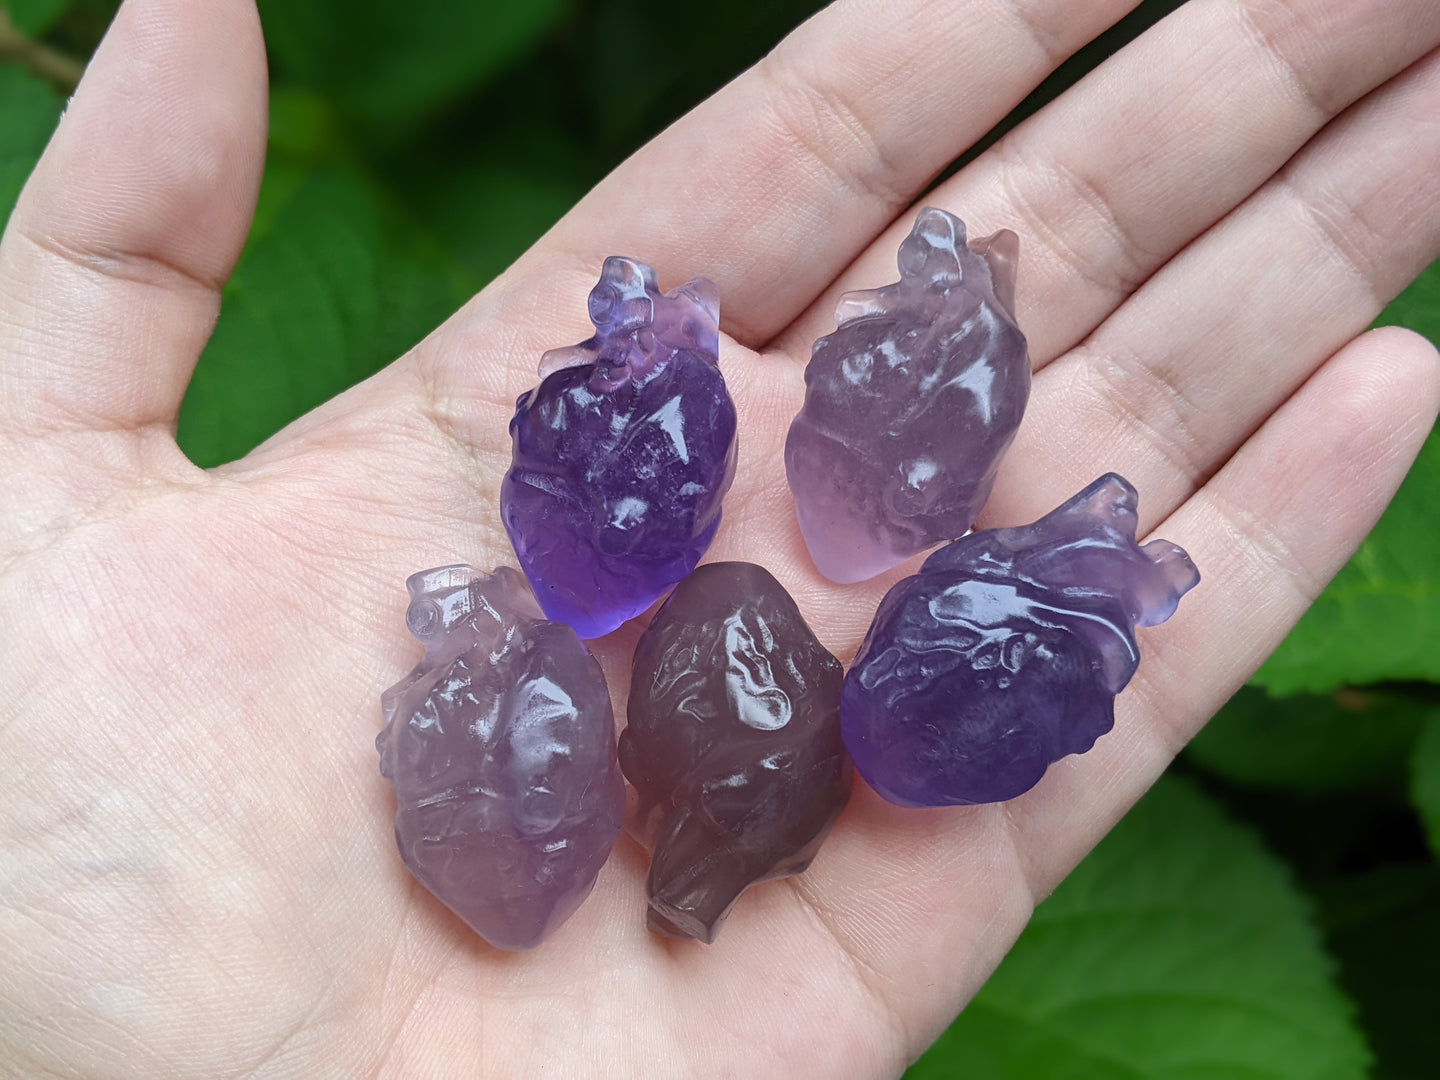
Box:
(785, 207), (1031, 583)
(377, 565), (624, 950)
(842, 475), (1199, 807)
(501, 257), (738, 639)
(619, 562), (852, 942)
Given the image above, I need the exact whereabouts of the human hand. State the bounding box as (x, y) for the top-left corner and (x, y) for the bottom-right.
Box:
(2, 0), (1437, 1076)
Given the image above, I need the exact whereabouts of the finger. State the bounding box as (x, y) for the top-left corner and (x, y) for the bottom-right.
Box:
(337, 0), (1435, 519)
(695, 44), (1440, 664)
(1009, 323), (1440, 891)
(368, 0), (1137, 529)
(981, 43), (1440, 532)
(513, 0), (1143, 345)
(0, 0), (267, 439)
(792, 323), (1440, 1058)
(775, 0), (1440, 363)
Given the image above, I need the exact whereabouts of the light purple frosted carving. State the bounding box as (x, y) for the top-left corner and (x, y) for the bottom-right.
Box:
(842, 475), (1199, 807)
(619, 562), (852, 942)
(377, 565), (624, 949)
(785, 207), (1031, 583)
(501, 257), (738, 639)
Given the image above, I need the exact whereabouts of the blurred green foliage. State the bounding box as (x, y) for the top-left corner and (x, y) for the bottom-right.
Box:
(1, 1), (1436, 1076)
(0, 64), (60, 212)
(255, 0), (571, 136)
(1188, 687), (1433, 798)
(5, 0), (68, 37)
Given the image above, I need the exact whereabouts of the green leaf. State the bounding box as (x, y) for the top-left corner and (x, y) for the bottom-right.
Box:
(907, 777), (1369, 1080)
(255, 0), (571, 136)
(1253, 262), (1440, 695)
(400, 160), (580, 288)
(1186, 686), (1427, 796)
(1252, 423), (1440, 695)
(0, 63), (62, 226)
(176, 166), (465, 467)
(1411, 719), (1440, 859)
(4, 0), (71, 37)
(265, 86), (345, 166)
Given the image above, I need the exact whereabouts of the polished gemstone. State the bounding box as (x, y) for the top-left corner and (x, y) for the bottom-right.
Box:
(377, 565), (624, 949)
(620, 562), (852, 942)
(842, 475), (1199, 806)
(786, 207), (1031, 583)
(502, 257), (738, 638)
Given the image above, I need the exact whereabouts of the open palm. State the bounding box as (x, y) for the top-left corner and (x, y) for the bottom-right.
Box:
(3, 0), (1438, 1076)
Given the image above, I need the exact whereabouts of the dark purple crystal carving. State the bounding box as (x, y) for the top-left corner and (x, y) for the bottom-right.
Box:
(842, 475), (1199, 807)
(785, 207), (1031, 583)
(501, 257), (739, 639)
(377, 565), (624, 950)
(619, 562), (852, 942)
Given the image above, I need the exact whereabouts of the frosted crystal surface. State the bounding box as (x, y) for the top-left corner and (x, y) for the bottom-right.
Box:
(502, 257), (738, 638)
(785, 207), (1031, 583)
(377, 565), (624, 949)
(619, 562), (852, 942)
(842, 475), (1199, 807)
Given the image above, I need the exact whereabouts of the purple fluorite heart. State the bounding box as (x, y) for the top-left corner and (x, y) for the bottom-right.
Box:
(501, 257), (738, 639)
(785, 207), (1031, 583)
(377, 565), (624, 949)
(842, 475), (1199, 807)
(620, 562), (852, 942)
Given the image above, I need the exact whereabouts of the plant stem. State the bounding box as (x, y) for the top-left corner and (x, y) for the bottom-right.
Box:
(0, 11), (85, 92)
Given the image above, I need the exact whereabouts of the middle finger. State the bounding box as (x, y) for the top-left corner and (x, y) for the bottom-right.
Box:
(775, 0), (1440, 363)
(983, 45), (1440, 532)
